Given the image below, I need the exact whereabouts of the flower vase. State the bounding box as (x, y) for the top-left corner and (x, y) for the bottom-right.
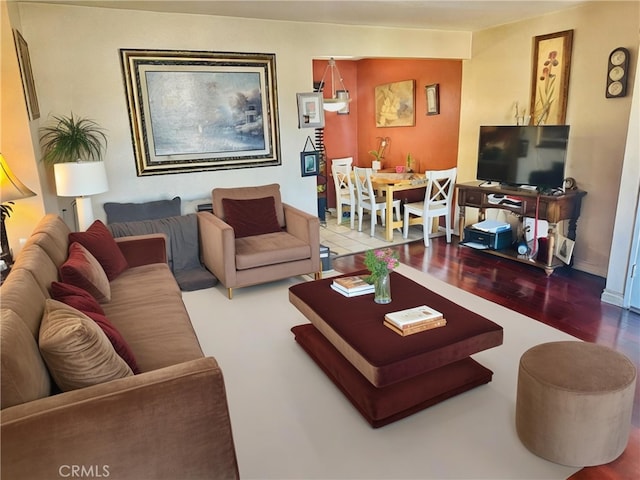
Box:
(374, 271), (391, 304)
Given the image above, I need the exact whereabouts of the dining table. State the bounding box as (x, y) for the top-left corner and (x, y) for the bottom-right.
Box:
(370, 172), (427, 241)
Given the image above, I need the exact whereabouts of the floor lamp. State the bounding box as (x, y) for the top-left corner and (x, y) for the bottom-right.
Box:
(54, 161), (108, 231)
(0, 153), (37, 264)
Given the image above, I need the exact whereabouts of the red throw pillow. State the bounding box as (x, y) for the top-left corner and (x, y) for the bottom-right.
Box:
(50, 281), (105, 315)
(60, 243), (111, 302)
(69, 220), (128, 281)
(222, 196), (282, 238)
(82, 311), (140, 374)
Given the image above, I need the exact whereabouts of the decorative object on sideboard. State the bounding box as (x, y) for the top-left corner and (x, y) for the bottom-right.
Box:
(530, 30), (573, 125)
(605, 47), (629, 98)
(317, 58), (352, 113)
(120, 49), (281, 175)
(0, 153), (37, 264)
(54, 162), (108, 231)
(375, 79), (415, 127)
(425, 83), (440, 115)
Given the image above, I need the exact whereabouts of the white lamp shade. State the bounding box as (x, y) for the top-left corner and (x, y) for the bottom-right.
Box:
(54, 161), (108, 197)
(322, 99), (347, 112)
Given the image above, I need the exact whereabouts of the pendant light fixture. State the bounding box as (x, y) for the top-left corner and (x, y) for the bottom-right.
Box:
(317, 58), (351, 112)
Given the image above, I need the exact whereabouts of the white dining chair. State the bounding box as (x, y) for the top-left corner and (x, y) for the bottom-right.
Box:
(331, 157), (357, 229)
(403, 167), (457, 247)
(353, 166), (401, 237)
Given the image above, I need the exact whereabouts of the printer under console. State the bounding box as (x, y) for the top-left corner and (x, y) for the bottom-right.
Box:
(461, 220), (513, 250)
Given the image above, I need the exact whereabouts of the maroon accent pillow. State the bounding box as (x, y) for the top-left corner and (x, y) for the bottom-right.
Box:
(50, 281), (105, 315)
(60, 243), (111, 302)
(222, 196), (282, 239)
(83, 311), (140, 374)
(69, 220), (128, 280)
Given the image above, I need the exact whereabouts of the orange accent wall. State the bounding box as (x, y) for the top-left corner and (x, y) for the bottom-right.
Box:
(355, 58), (462, 172)
(315, 58), (462, 208)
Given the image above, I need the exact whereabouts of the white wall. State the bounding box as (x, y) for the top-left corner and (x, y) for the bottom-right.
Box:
(14, 3), (470, 224)
(459, 1), (638, 277)
(0, 2), (47, 253)
(602, 54), (640, 306)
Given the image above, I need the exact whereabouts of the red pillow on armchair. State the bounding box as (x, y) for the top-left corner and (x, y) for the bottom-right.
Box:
(222, 196), (282, 238)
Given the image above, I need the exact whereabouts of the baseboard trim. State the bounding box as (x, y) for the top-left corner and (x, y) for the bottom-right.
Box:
(601, 288), (624, 307)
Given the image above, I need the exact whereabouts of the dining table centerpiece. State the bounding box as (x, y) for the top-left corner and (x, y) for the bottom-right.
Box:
(364, 248), (400, 304)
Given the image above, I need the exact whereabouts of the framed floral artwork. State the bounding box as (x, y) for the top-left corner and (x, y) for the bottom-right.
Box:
(529, 30), (573, 126)
(374, 80), (415, 127)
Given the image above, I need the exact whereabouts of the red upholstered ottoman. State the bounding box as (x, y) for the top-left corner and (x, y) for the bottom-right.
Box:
(289, 272), (504, 427)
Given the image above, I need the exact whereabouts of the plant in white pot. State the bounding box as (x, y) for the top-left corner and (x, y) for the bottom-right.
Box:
(40, 113), (109, 230)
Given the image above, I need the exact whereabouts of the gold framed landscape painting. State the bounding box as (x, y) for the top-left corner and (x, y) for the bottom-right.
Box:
(530, 30), (573, 126)
(120, 49), (281, 176)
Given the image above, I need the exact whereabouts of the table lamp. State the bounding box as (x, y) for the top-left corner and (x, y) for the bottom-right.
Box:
(0, 153), (37, 263)
(54, 161), (108, 231)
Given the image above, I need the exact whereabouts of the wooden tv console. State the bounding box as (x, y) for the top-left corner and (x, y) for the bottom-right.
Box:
(456, 182), (587, 275)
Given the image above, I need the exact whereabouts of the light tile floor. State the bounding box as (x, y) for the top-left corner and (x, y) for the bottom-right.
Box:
(320, 210), (431, 257)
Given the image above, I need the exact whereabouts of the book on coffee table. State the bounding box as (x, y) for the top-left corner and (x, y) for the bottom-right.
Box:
(384, 318), (447, 336)
(384, 305), (444, 330)
(332, 276), (374, 296)
(331, 283), (374, 297)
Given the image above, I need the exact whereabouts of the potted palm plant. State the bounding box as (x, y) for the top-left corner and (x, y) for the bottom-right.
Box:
(40, 113), (107, 165)
(40, 113), (109, 230)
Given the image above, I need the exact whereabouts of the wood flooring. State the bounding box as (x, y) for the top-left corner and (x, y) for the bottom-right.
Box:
(331, 237), (639, 480)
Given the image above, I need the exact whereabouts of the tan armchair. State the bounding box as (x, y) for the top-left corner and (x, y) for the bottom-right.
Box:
(198, 184), (321, 298)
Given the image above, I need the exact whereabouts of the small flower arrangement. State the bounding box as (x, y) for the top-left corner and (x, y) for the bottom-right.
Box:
(364, 248), (399, 282)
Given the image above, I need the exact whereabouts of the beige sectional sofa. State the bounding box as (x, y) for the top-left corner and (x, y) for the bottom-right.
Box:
(0, 214), (239, 479)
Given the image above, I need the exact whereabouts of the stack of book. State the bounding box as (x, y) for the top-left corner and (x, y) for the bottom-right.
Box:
(383, 305), (447, 336)
(331, 275), (374, 297)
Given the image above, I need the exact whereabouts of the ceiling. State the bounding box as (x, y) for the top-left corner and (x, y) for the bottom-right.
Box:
(16, 0), (591, 32)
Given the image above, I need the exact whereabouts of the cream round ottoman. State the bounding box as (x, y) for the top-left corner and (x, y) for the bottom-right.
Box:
(516, 341), (636, 467)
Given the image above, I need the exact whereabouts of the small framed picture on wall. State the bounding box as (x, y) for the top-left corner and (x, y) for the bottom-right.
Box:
(297, 92), (325, 128)
(300, 151), (320, 177)
(426, 83), (439, 115)
(336, 90), (350, 115)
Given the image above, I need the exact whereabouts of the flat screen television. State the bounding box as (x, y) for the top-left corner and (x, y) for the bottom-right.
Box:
(476, 125), (570, 190)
